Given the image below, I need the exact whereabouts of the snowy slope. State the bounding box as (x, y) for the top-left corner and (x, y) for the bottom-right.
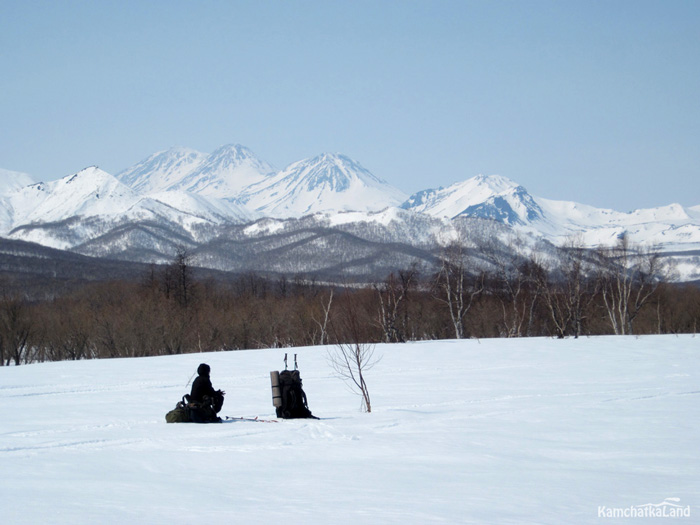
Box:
(148, 190), (255, 224)
(2, 167), (254, 249)
(402, 174), (544, 225)
(1, 335), (698, 524)
(534, 198), (700, 250)
(117, 144), (277, 200)
(116, 147), (207, 194)
(240, 153), (407, 217)
(168, 144), (277, 198)
(404, 174), (700, 252)
(0, 167), (34, 194)
(0, 168), (36, 230)
(8, 166), (141, 225)
(5, 166), (255, 228)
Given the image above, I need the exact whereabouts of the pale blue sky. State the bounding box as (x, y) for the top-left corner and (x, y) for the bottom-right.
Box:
(1, 0), (698, 211)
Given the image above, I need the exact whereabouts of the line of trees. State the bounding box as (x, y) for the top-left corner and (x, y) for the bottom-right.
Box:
(1, 238), (698, 366)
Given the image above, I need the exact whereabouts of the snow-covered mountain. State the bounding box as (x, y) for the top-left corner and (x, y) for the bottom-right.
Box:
(117, 144), (277, 200)
(117, 144), (277, 199)
(402, 174), (700, 253)
(116, 147), (207, 194)
(1, 151), (699, 281)
(402, 174), (544, 225)
(148, 190), (253, 224)
(0, 168), (36, 230)
(239, 153), (407, 217)
(534, 199), (700, 250)
(119, 147), (405, 217)
(0, 168), (34, 194)
(172, 144), (277, 198)
(9, 167), (141, 226)
(2, 166), (253, 250)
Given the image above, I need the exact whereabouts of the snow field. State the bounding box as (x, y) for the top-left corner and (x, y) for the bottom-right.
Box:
(1, 335), (698, 524)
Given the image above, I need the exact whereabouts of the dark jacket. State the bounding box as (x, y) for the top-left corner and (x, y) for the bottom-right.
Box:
(190, 363), (224, 413)
(190, 374), (217, 402)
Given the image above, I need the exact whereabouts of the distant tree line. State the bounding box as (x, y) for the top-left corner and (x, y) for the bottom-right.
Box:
(1, 238), (698, 365)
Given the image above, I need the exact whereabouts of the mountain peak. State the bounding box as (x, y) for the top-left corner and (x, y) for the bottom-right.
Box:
(117, 147), (207, 194)
(59, 166), (131, 194)
(172, 144), (277, 198)
(240, 152), (407, 217)
(61, 166), (123, 190)
(315, 152), (353, 164)
(286, 153), (387, 191)
(471, 174), (522, 193)
(402, 174), (542, 224)
(195, 143), (277, 177)
(209, 143), (257, 159)
(68, 165), (106, 179)
(3, 166), (138, 234)
(116, 144), (277, 199)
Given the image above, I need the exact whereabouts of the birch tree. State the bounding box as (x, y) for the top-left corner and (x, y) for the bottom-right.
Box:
(480, 235), (539, 337)
(597, 234), (662, 335)
(434, 242), (484, 339)
(374, 267), (418, 343)
(312, 289), (334, 345)
(536, 240), (599, 338)
(328, 290), (380, 412)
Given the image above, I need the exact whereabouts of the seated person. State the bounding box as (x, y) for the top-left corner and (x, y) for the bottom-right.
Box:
(190, 363), (225, 413)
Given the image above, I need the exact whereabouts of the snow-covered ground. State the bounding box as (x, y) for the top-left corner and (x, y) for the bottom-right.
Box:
(2, 336), (698, 524)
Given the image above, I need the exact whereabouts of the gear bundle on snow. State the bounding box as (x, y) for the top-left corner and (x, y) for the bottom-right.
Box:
(165, 395), (222, 424)
(270, 353), (318, 419)
(165, 397), (189, 423)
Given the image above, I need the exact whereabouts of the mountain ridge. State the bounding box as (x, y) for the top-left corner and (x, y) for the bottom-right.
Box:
(1, 146), (699, 281)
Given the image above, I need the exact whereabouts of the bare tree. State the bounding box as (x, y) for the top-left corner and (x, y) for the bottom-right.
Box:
(329, 339), (378, 413)
(160, 246), (196, 308)
(597, 234), (663, 335)
(434, 242), (484, 339)
(374, 266), (418, 343)
(480, 235), (539, 337)
(0, 295), (33, 365)
(49, 301), (93, 360)
(328, 290), (380, 412)
(312, 289), (334, 345)
(536, 240), (599, 338)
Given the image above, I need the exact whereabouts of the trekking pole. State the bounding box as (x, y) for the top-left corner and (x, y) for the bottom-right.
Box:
(294, 354), (298, 370)
(284, 353), (288, 370)
(186, 371), (196, 387)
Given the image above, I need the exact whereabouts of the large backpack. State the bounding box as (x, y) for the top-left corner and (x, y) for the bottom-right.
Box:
(165, 397), (189, 423)
(272, 355), (318, 419)
(165, 395), (221, 424)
